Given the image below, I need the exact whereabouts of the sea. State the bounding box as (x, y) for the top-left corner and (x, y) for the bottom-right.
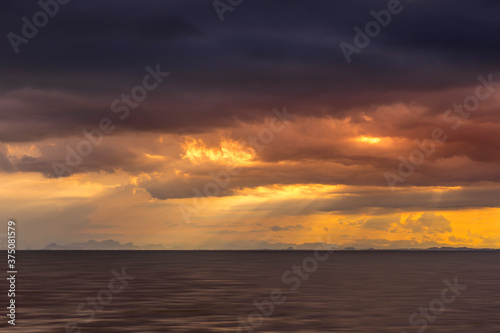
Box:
(2, 250), (499, 332)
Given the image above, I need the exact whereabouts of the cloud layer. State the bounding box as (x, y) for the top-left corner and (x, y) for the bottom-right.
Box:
(1, 0), (499, 248)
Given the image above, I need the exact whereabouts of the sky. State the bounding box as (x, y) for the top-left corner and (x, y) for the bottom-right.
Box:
(0, 0), (499, 249)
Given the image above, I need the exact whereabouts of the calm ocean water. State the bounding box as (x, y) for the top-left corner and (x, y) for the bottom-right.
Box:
(2, 251), (499, 332)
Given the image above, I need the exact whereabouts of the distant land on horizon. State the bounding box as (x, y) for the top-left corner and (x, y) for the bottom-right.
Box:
(4, 239), (498, 251)
(41, 239), (166, 251)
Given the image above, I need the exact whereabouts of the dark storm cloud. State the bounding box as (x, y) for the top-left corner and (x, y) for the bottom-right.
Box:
(2, 0), (500, 113)
(2, 0), (500, 188)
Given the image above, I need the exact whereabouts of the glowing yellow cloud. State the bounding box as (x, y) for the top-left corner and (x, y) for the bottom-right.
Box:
(182, 137), (254, 165)
(0, 172), (108, 201)
(355, 136), (382, 144)
(144, 153), (166, 160)
(6, 144), (42, 158)
(236, 184), (339, 199)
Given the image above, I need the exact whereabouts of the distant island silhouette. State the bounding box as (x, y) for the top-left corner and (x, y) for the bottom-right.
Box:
(15, 239), (500, 251)
(41, 239), (165, 250)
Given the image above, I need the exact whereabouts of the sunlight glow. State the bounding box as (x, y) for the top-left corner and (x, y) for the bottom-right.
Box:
(355, 136), (382, 144)
(144, 153), (166, 160)
(235, 184), (339, 198)
(182, 138), (255, 164)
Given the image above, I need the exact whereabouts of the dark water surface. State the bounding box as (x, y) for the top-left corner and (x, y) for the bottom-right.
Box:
(1, 251), (499, 332)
